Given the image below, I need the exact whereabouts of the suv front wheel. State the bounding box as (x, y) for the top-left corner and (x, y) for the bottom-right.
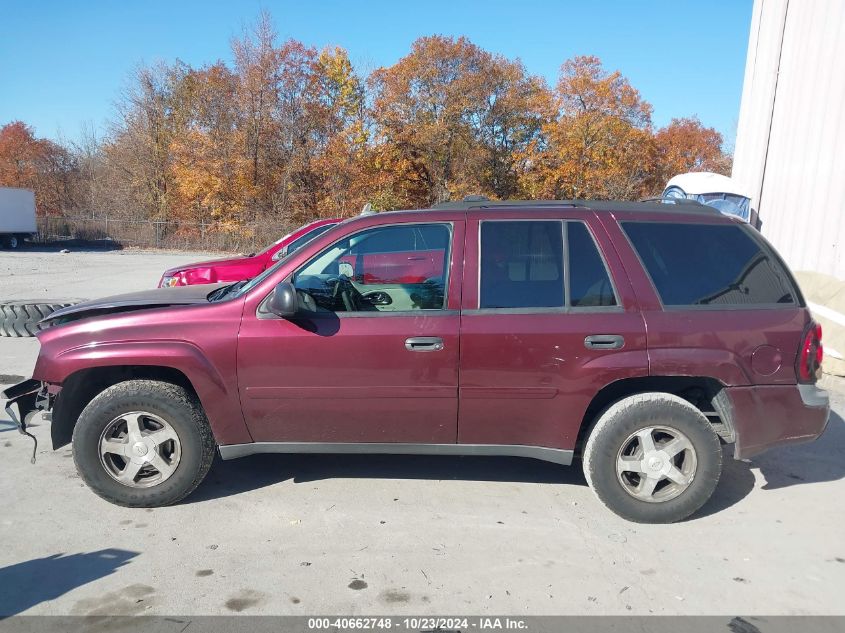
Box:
(72, 380), (216, 507)
(583, 392), (722, 523)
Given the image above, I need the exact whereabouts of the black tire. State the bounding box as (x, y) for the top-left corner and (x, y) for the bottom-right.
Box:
(3, 235), (20, 249)
(583, 392), (722, 523)
(0, 300), (78, 337)
(72, 380), (216, 507)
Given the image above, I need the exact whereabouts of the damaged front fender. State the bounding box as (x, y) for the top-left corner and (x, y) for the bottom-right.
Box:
(2, 379), (44, 463)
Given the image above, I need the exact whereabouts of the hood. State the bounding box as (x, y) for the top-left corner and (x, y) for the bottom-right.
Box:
(43, 283), (228, 325)
(163, 255), (256, 276)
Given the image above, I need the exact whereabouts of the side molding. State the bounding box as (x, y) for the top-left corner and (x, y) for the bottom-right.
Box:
(218, 442), (574, 465)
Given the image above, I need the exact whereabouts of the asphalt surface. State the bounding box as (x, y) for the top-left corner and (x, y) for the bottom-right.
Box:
(1, 246), (844, 616)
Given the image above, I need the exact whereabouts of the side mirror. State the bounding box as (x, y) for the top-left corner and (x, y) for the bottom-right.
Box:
(267, 282), (298, 317)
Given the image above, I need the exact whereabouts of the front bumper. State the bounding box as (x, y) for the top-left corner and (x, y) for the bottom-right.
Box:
(723, 383), (831, 459)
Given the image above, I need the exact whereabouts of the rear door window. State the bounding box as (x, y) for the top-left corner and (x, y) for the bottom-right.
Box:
(479, 221), (564, 309)
(622, 222), (797, 306)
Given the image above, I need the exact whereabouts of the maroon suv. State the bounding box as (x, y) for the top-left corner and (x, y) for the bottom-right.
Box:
(3, 200), (829, 523)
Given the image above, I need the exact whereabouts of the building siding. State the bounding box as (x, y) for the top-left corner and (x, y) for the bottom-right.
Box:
(732, 0), (845, 280)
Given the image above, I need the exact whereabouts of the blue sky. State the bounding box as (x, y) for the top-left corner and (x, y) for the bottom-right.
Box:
(0, 0), (752, 146)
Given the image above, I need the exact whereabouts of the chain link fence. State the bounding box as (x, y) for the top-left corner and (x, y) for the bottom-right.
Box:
(35, 216), (295, 253)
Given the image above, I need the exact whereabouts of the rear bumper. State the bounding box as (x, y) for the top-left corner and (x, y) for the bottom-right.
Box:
(723, 383), (830, 459)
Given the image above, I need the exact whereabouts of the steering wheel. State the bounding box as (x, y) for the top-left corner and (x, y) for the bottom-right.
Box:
(326, 275), (365, 311)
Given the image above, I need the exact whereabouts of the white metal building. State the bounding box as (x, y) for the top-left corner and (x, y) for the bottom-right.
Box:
(732, 0), (845, 280)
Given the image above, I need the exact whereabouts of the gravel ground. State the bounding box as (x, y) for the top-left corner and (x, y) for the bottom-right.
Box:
(0, 247), (844, 617)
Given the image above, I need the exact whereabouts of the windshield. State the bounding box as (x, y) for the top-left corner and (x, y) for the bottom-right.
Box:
(226, 220), (353, 299)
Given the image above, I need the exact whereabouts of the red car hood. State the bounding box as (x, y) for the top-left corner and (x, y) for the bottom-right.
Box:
(162, 254), (260, 276)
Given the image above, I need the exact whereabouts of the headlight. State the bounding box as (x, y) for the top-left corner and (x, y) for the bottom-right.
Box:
(160, 275), (181, 288)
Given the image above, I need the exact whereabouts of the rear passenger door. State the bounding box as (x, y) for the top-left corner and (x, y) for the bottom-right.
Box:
(458, 211), (649, 452)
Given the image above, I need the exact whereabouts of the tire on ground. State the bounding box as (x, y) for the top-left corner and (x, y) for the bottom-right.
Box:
(582, 392), (723, 524)
(72, 379), (217, 508)
(0, 300), (77, 337)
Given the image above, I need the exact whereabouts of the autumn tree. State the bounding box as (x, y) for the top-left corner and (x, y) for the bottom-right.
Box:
(309, 46), (369, 217)
(369, 35), (549, 207)
(652, 116), (731, 189)
(104, 62), (190, 221)
(167, 62), (252, 229)
(0, 121), (77, 214)
(521, 55), (656, 200)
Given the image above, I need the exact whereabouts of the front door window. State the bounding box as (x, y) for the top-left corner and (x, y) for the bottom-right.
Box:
(293, 223), (451, 313)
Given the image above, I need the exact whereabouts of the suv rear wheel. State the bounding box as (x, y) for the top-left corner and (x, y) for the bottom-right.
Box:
(583, 392), (722, 523)
(72, 380), (216, 507)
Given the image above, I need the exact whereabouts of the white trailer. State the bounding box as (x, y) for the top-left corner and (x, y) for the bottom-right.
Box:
(0, 187), (37, 249)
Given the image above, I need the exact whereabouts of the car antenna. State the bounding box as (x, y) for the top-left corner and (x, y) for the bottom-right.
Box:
(360, 203), (375, 216)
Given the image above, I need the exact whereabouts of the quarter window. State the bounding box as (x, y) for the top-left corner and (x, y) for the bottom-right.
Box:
(568, 222), (617, 307)
(622, 222), (797, 306)
(293, 223), (451, 313)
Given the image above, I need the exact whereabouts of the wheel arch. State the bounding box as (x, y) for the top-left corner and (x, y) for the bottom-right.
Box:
(51, 365), (204, 450)
(574, 375), (730, 457)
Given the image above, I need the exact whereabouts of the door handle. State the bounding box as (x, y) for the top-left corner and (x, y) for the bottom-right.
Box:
(405, 337), (444, 352)
(584, 334), (625, 350)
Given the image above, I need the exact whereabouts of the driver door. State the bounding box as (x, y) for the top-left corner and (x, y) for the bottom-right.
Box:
(236, 219), (464, 444)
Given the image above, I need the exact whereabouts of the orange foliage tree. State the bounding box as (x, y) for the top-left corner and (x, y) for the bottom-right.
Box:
(369, 35), (548, 208)
(0, 121), (77, 214)
(654, 116), (732, 186)
(520, 56), (657, 200)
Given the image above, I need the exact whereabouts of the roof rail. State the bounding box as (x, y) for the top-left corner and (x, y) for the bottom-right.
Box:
(420, 198), (720, 215)
(638, 196), (708, 207)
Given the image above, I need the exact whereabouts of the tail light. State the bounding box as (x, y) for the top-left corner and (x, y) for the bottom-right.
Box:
(797, 321), (823, 383)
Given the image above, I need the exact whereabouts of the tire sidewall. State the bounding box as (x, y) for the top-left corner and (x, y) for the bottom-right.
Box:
(584, 394), (723, 523)
(72, 382), (208, 507)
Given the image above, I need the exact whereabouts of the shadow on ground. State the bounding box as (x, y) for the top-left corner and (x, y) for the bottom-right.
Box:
(190, 412), (845, 518)
(752, 410), (845, 490)
(0, 549), (138, 616)
(691, 410), (845, 519)
(188, 452), (585, 505)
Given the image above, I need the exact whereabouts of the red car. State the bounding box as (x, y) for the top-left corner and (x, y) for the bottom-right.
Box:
(158, 217), (339, 287)
(4, 199), (829, 523)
